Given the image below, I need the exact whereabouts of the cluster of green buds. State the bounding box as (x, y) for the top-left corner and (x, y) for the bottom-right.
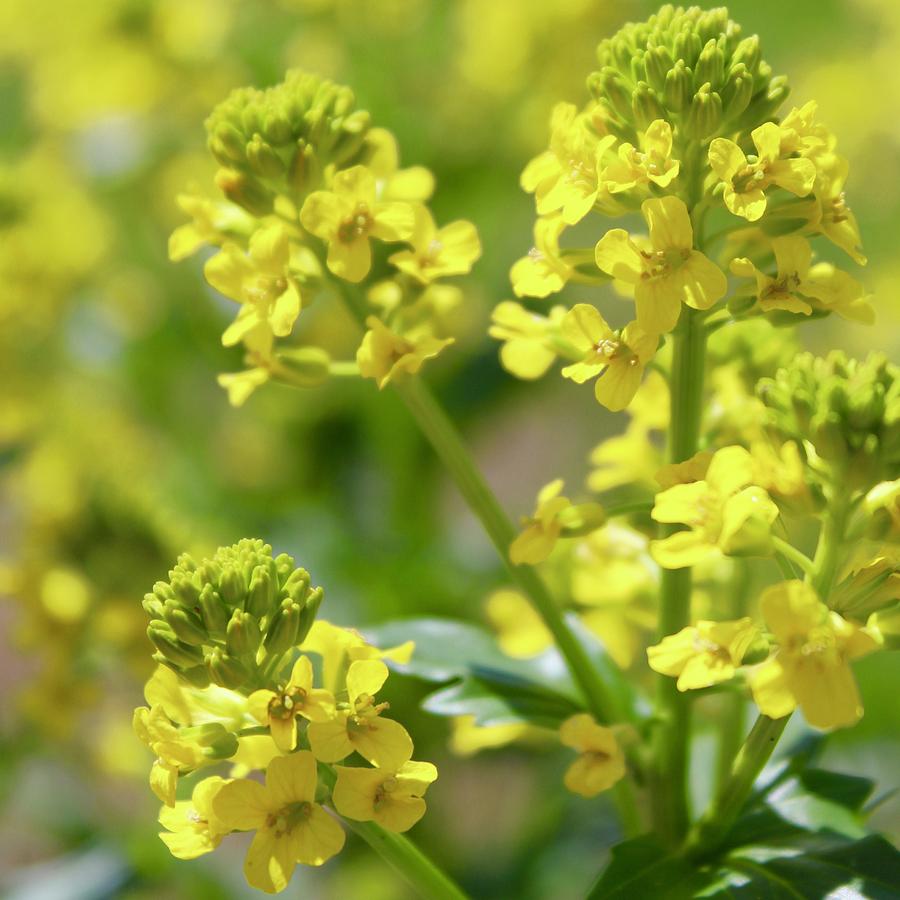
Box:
(206, 71), (371, 215)
(589, 4), (786, 142)
(759, 352), (900, 492)
(144, 539), (323, 691)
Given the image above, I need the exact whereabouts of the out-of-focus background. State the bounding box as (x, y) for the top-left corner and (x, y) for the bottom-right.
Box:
(1, 1), (897, 897)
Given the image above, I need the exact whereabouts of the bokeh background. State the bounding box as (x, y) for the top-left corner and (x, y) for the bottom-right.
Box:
(1, 1), (898, 897)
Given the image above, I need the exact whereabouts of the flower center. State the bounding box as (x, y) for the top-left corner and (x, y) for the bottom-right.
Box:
(269, 687), (307, 720)
(338, 205), (373, 243)
(267, 801), (313, 837)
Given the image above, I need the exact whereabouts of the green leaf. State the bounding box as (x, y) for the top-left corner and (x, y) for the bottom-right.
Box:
(764, 775), (867, 840)
(798, 768), (874, 812)
(587, 836), (709, 900)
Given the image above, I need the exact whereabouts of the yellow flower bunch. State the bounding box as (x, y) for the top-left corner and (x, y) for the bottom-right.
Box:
(133, 540), (434, 894)
(170, 71), (480, 405)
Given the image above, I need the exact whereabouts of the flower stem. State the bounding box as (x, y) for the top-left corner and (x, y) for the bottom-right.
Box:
(650, 307), (707, 846)
(771, 537), (814, 577)
(318, 766), (468, 900)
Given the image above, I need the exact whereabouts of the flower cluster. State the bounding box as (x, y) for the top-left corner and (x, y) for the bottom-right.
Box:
(134, 540), (434, 894)
(491, 4), (869, 413)
(171, 70), (480, 406)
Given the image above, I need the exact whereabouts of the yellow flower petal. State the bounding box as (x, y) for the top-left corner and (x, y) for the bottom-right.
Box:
(266, 750), (317, 807)
(351, 717), (414, 769)
(292, 805), (346, 866)
(594, 229), (643, 283)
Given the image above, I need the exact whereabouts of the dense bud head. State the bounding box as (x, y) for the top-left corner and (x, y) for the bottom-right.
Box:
(590, 5), (786, 142)
(759, 352), (900, 491)
(205, 70), (372, 211)
(143, 539), (324, 692)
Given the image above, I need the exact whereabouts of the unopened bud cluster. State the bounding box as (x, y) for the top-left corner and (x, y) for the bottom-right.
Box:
(143, 538), (322, 691)
(759, 352), (900, 491)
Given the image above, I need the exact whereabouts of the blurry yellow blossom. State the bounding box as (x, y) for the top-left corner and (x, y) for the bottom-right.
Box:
(510, 215), (573, 298)
(601, 119), (679, 193)
(510, 479), (605, 566)
(356, 316), (454, 389)
(709, 123), (816, 222)
(300, 165), (415, 282)
(811, 153), (866, 266)
(655, 449), (715, 490)
(647, 618), (758, 691)
(365, 127), (435, 203)
(159, 776), (230, 860)
(333, 760), (437, 832)
(248, 655), (335, 751)
(489, 301), (566, 380)
(307, 659), (412, 768)
(39, 567), (91, 623)
(594, 197), (726, 334)
(169, 190), (254, 262)
(651, 446), (779, 568)
(449, 716), (538, 756)
(388, 206), (481, 283)
(485, 589), (553, 658)
(751, 581), (881, 729)
(230, 736), (283, 778)
(214, 751), (345, 892)
(560, 304), (656, 411)
(204, 224), (302, 347)
(559, 714), (626, 797)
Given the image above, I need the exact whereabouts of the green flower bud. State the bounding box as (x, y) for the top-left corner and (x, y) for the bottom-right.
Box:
(163, 600), (207, 646)
(297, 586), (324, 645)
(177, 665), (212, 689)
(632, 82), (666, 130)
(664, 60), (693, 113)
(674, 29), (702, 69)
(731, 35), (761, 74)
(264, 598), (302, 657)
(275, 347), (332, 388)
(172, 574), (201, 608)
(198, 584), (230, 636)
(683, 85), (722, 139)
(218, 565), (246, 609)
(598, 67), (634, 123)
(226, 609), (262, 658)
(246, 134), (286, 179)
(694, 39), (725, 91)
(645, 45), (674, 93)
(206, 647), (251, 690)
(214, 168), (273, 217)
(148, 622), (205, 668)
(142, 593), (165, 620)
(247, 565), (277, 619)
(721, 65), (753, 121)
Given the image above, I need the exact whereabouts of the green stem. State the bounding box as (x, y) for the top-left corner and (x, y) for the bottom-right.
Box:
(602, 499), (654, 519)
(650, 307), (707, 846)
(318, 766), (468, 900)
(321, 269), (644, 834)
(771, 537), (814, 578)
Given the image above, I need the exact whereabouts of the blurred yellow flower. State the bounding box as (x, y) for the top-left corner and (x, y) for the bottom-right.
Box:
(485, 588), (553, 658)
(601, 119), (679, 193)
(751, 581), (881, 729)
(559, 713), (626, 797)
(594, 197), (726, 334)
(332, 759), (437, 832)
(489, 301), (566, 380)
(510, 215), (573, 298)
(388, 206), (481, 283)
(158, 776), (230, 860)
(647, 618), (758, 691)
(214, 751), (345, 892)
(300, 165), (415, 282)
(356, 316), (454, 389)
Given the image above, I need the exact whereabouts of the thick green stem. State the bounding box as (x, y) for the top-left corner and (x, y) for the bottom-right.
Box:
(318, 766), (468, 900)
(650, 308), (708, 845)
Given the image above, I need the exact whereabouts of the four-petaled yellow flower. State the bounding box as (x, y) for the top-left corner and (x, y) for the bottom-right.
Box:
(510, 215), (573, 298)
(356, 316), (454, 389)
(509, 479), (605, 566)
(300, 165), (415, 282)
(332, 760), (438, 833)
(307, 659), (413, 768)
(489, 301), (566, 380)
(214, 751), (345, 893)
(709, 122), (816, 222)
(248, 656), (335, 752)
(559, 714), (626, 798)
(647, 618), (759, 691)
(159, 776), (230, 860)
(560, 304), (656, 411)
(812, 153), (867, 265)
(388, 206), (481, 283)
(731, 236), (872, 323)
(750, 581), (881, 730)
(594, 197), (727, 334)
(651, 446), (779, 568)
(521, 102), (614, 225)
(205, 224), (302, 347)
(601, 119), (680, 194)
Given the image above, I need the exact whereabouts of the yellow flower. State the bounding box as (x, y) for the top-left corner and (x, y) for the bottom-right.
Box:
(812, 154), (866, 266)
(601, 119), (680, 193)
(218, 366), (271, 407)
(510, 215), (573, 298)
(588, 424), (663, 493)
(559, 714), (626, 798)
(307, 659), (413, 768)
(388, 206), (481, 283)
(647, 618), (758, 691)
(213, 751), (345, 893)
(489, 301), (566, 380)
(204, 224), (302, 347)
(651, 446), (779, 569)
(449, 716), (537, 756)
(560, 304), (656, 411)
(248, 656), (335, 752)
(158, 776), (230, 860)
(778, 101), (832, 157)
(750, 581), (881, 729)
(169, 190), (254, 262)
(708, 123), (816, 221)
(509, 479), (605, 566)
(300, 165), (415, 282)
(365, 127), (435, 203)
(230, 735), (283, 778)
(521, 102), (614, 225)
(485, 588), (553, 658)
(332, 760), (437, 833)
(731, 236), (872, 323)
(594, 197), (727, 334)
(356, 316), (454, 389)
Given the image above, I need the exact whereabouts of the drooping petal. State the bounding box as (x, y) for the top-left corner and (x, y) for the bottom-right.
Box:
(651, 481), (710, 526)
(269, 283), (301, 337)
(750, 657), (796, 720)
(327, 236), (371, 283)
(724, 186), (767, 222)
(594, 229), (644, 283)
(634, 278), (683, 334)
(643, 196), (693, 252)
(595, 358), (643, 411)
(787, 656), (862, 730)
(705, 446), (754, 496)
(708, 138), (747, 181)
(650, 530), (715, 569)
(244, 829), (295, 894)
